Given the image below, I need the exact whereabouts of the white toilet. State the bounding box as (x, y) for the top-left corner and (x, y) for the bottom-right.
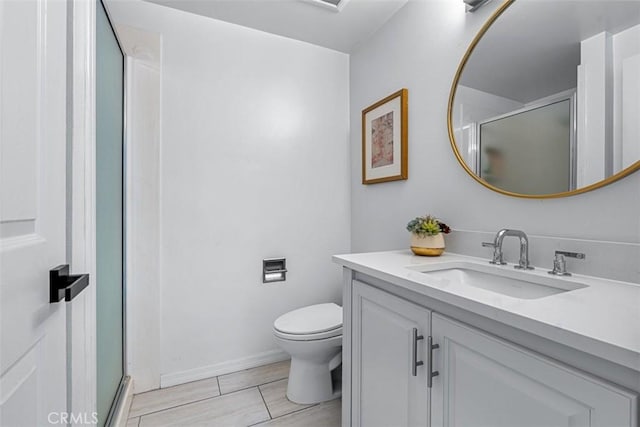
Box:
(273, 303), (343, 404)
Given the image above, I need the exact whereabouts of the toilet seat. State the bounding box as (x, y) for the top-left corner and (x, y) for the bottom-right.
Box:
(273, 326), (343, 341)
(274, 303), (343, 341)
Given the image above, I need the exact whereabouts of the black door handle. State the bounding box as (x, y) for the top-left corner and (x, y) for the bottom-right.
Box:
(50, 264), (90, 303)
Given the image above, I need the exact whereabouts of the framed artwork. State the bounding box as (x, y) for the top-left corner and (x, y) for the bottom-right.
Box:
(361, 88), (408, 184)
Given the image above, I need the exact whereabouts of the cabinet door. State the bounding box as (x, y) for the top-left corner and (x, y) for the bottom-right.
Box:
(352, 281), (431, 427)
(431, 314), (637, 427)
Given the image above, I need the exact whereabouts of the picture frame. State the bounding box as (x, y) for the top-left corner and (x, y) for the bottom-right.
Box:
(361, 88), (408, 184)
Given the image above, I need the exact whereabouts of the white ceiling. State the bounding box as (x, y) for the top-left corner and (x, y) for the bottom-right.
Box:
(460, 1), (640, 103)
(141, 0), (409, 53)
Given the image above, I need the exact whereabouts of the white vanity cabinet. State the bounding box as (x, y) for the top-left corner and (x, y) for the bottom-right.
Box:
(351, 281), (431, 427)
(346, 278), (638, 427)
(431, 313), (636, 427)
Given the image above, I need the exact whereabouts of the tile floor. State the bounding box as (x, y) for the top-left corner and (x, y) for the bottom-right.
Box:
(125, 360), (341, 426)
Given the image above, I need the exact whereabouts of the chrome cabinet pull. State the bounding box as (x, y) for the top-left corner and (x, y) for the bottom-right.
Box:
(427, 336), (440, 388)
(412, 328), (424, 376)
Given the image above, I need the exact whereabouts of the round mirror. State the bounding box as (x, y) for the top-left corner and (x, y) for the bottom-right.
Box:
(448, 0), (640, 198)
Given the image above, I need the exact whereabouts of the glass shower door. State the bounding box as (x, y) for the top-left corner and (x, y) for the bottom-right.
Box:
(96, 1), (125, 424)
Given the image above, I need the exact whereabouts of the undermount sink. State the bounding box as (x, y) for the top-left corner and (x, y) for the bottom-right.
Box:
(413, 262), (588, 300)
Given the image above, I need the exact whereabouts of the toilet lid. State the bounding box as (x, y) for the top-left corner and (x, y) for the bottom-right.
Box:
(274, 303), (342, 335)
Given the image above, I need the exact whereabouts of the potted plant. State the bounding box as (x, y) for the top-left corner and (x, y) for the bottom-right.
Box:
(406, 214), (451, 256)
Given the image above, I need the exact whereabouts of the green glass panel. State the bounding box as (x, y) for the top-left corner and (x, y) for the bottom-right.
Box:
(96, 1), (124, 425)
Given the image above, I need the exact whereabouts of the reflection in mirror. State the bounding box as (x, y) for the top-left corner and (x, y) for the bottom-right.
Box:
(451, 0), (640, 197)
(479, 96), (573, 194)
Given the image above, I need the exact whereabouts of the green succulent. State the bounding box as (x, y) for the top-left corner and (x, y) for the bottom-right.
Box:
(406, 214), (451, 237)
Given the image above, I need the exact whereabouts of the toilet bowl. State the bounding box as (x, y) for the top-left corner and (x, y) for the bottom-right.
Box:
(273, 303), (343, 404)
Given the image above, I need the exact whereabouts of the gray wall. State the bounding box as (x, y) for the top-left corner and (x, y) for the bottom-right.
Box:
(350, 0), (640, 282)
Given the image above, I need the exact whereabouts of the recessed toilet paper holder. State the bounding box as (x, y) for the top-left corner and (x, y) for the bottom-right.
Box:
(263, 258), (287, 283)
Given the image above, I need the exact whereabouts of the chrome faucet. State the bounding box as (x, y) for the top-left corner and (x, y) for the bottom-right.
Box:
(482, 229), (534, 270)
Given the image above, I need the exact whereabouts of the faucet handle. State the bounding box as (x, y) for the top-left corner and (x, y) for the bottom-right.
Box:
(554, 250), (585, 260)
(548, 251), (585, 276)
(481, 242), (506, 265)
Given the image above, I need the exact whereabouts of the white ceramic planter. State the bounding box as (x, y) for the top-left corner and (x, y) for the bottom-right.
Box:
(410, 233), (445, 256)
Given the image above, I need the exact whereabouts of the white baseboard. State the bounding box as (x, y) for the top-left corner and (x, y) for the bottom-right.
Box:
(160, 350), (290, 388)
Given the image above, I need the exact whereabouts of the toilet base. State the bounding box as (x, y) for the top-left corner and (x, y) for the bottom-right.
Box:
(286, 357), (342, 404)
(274, 332), (342, 405)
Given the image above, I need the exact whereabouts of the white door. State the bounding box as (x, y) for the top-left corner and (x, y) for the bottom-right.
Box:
(1, 0), (71, 425)
(431, 313), (638, 427)
(352, 281), (431, 427)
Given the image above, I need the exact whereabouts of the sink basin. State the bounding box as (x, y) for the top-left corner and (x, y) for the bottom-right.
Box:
(413, 263), (588, 299)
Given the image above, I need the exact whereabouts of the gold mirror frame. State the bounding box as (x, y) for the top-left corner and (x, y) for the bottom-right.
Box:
(447, 0), (640, 199)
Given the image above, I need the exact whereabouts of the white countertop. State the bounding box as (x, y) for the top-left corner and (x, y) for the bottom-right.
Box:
(333, 250), (640, 372)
